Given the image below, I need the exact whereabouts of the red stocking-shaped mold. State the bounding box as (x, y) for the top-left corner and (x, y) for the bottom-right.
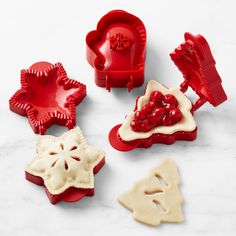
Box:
(86, 10), (146, 92)
(109, 33), (227, 152)
(9, 62), (86, 134)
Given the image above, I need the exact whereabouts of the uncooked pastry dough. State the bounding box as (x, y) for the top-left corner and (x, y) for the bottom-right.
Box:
(25, 127), (105, 195)
(118, 158), (184, 226)
(118, 80), (196, 141)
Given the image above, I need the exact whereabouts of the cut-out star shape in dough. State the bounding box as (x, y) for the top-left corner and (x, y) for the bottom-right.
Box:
(118, 158), (184, 226)
(25, 127), (105, 204)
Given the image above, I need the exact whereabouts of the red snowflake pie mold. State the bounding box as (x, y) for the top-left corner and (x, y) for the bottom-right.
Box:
(25, 127), (105, 204)
(109, 33), (227, 152)
(86, 10), (146, 92)
(9, 62), (86, 134)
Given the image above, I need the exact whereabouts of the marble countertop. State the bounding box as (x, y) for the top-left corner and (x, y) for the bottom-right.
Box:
(0, 0), (236, 235)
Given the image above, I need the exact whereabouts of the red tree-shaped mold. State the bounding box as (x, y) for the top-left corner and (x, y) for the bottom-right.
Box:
(109, 33), (227, 152)
(9, 62), (86, 134)
(86, 10), (146, 92)
(170, 32), (227, 108)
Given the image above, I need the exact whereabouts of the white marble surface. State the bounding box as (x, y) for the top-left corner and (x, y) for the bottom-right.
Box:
(0, 0), (236, 235)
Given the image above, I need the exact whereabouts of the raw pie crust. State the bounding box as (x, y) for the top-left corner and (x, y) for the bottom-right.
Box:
(25, 127), (105, 195)
(118, 158), (184, 226)
(118, 80), (196, 142)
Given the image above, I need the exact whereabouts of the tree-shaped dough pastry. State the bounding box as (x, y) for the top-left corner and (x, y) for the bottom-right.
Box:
(118, 158), (184, 226)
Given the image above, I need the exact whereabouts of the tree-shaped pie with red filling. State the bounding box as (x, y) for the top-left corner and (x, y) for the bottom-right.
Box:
(109, 33), (227, 152)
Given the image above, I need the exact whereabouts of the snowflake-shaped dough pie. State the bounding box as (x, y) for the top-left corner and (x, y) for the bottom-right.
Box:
(25, 127), (105, 204)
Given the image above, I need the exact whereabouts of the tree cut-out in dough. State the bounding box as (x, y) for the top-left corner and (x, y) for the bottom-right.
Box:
(118, 158), (184, 226)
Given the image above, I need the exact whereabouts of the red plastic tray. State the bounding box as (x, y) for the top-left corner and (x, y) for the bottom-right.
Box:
(109, 33), (227, 152)
(86, 10), (146, 92)
(9, 62), (86, 134)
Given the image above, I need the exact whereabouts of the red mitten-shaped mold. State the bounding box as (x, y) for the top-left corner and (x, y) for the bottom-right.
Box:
(86, 10), (146, 92)
(109, 33), (227, 152)
(25, 127), (105, 204)
(9, 62), (86, 134)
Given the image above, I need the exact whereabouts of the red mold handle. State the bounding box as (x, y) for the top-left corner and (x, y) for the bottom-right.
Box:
(29, 61), (52, 71)
(109, 125), (139, 152)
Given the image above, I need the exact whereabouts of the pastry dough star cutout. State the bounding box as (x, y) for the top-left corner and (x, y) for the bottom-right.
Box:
(25, 127), (105, 204)
(118, 158), (184, 227)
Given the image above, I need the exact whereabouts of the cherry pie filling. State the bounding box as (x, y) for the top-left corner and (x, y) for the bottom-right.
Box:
(130, 91), (183, 132)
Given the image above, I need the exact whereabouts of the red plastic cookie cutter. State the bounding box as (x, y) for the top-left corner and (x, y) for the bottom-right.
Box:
(86, 10), (146, 92)
(109, 33), (227, 152)
(9, 62), (86, 134)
